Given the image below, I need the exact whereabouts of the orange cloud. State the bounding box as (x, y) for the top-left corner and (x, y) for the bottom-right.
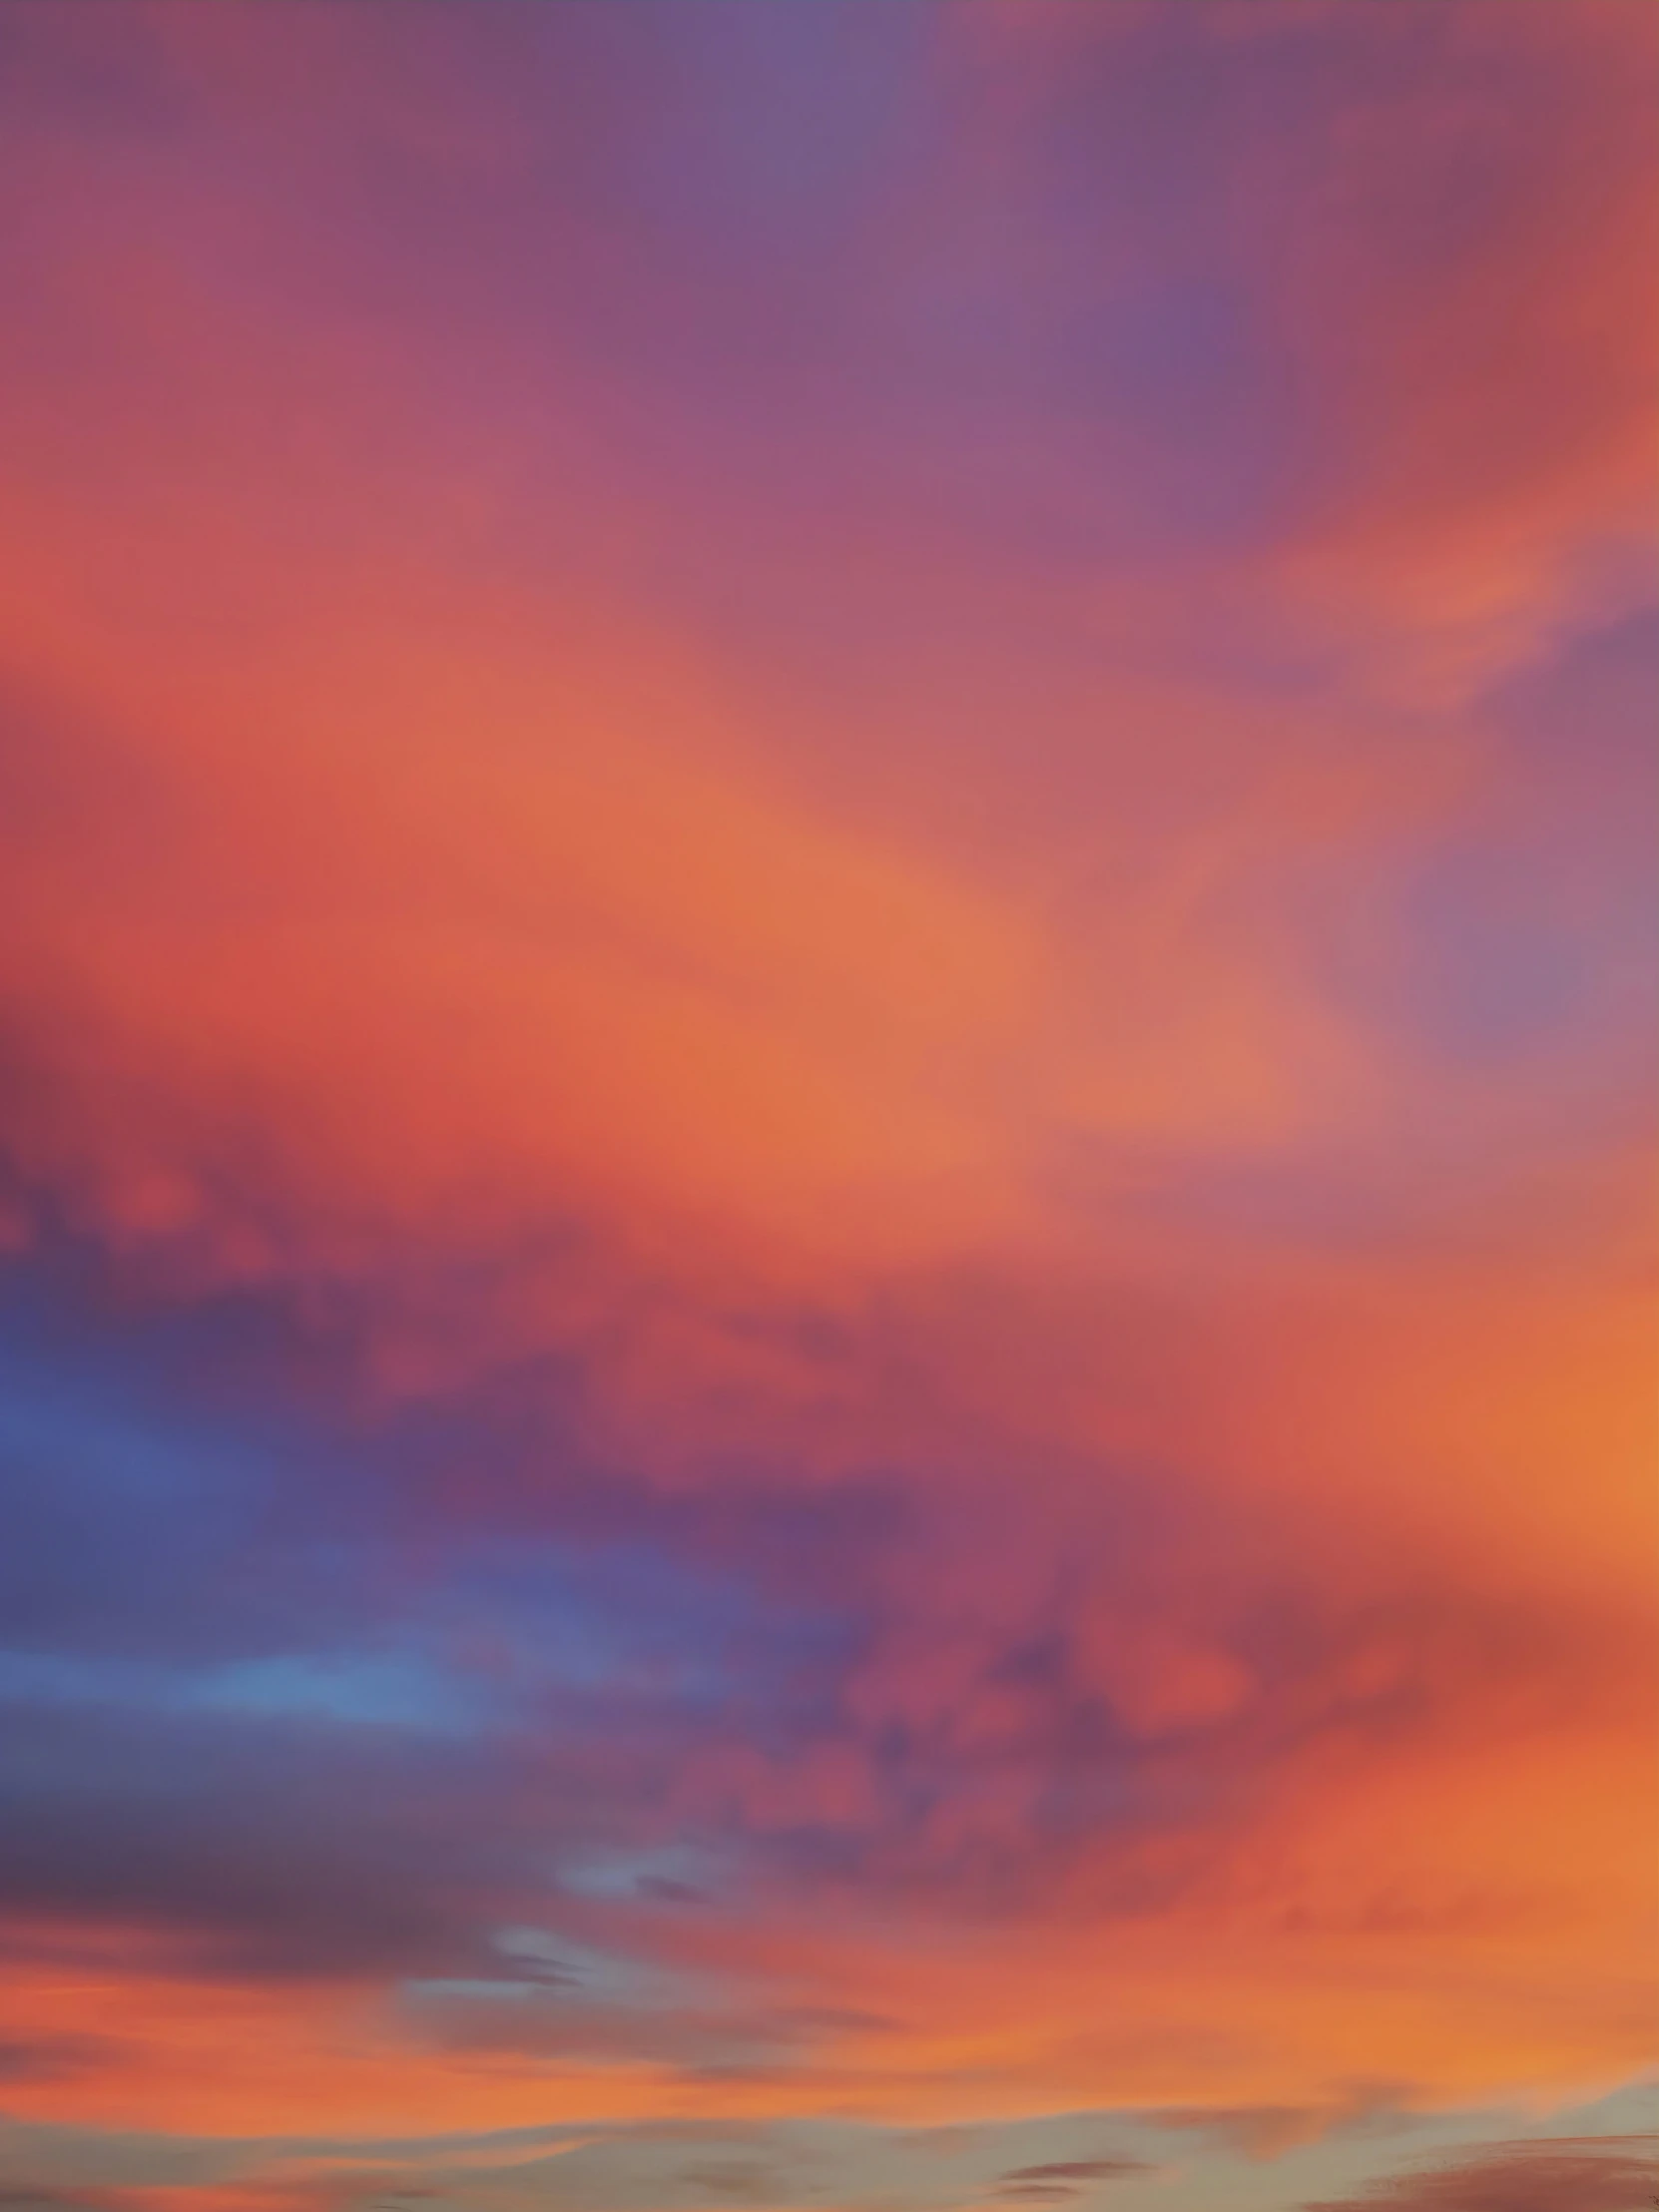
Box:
(0, 0), (1651, 2181)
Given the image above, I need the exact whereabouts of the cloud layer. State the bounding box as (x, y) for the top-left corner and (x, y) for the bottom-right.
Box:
(0, 4), (1654, 2209)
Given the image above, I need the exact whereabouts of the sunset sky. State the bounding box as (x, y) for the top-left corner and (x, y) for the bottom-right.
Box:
(0, 4), (1656, 2210)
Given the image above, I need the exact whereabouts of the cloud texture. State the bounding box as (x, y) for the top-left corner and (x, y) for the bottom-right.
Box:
(0, 4), (1654, 2210)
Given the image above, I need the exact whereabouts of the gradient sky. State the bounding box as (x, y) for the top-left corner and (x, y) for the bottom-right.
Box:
(1, 4), (1656, 2211)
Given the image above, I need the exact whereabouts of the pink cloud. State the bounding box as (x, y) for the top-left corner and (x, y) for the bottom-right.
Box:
(1304, 2134), (1659, 2212)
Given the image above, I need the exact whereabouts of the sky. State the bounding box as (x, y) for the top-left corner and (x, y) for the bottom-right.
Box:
(0, 3), (1655, 2210)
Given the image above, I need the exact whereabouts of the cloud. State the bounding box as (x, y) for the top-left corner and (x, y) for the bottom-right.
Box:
(0, 0), (1652, 2172)
(1145, 2097), (1411, 2161)
(0, 2039), (117, 2084)
(996, 2164), (1151, 2185)
(991, 2160), (1154, 2200)
(1303, 2135), (1659, 2212)
(0, 1698), (530, 1981)
(677, 2164), (785, 2203)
